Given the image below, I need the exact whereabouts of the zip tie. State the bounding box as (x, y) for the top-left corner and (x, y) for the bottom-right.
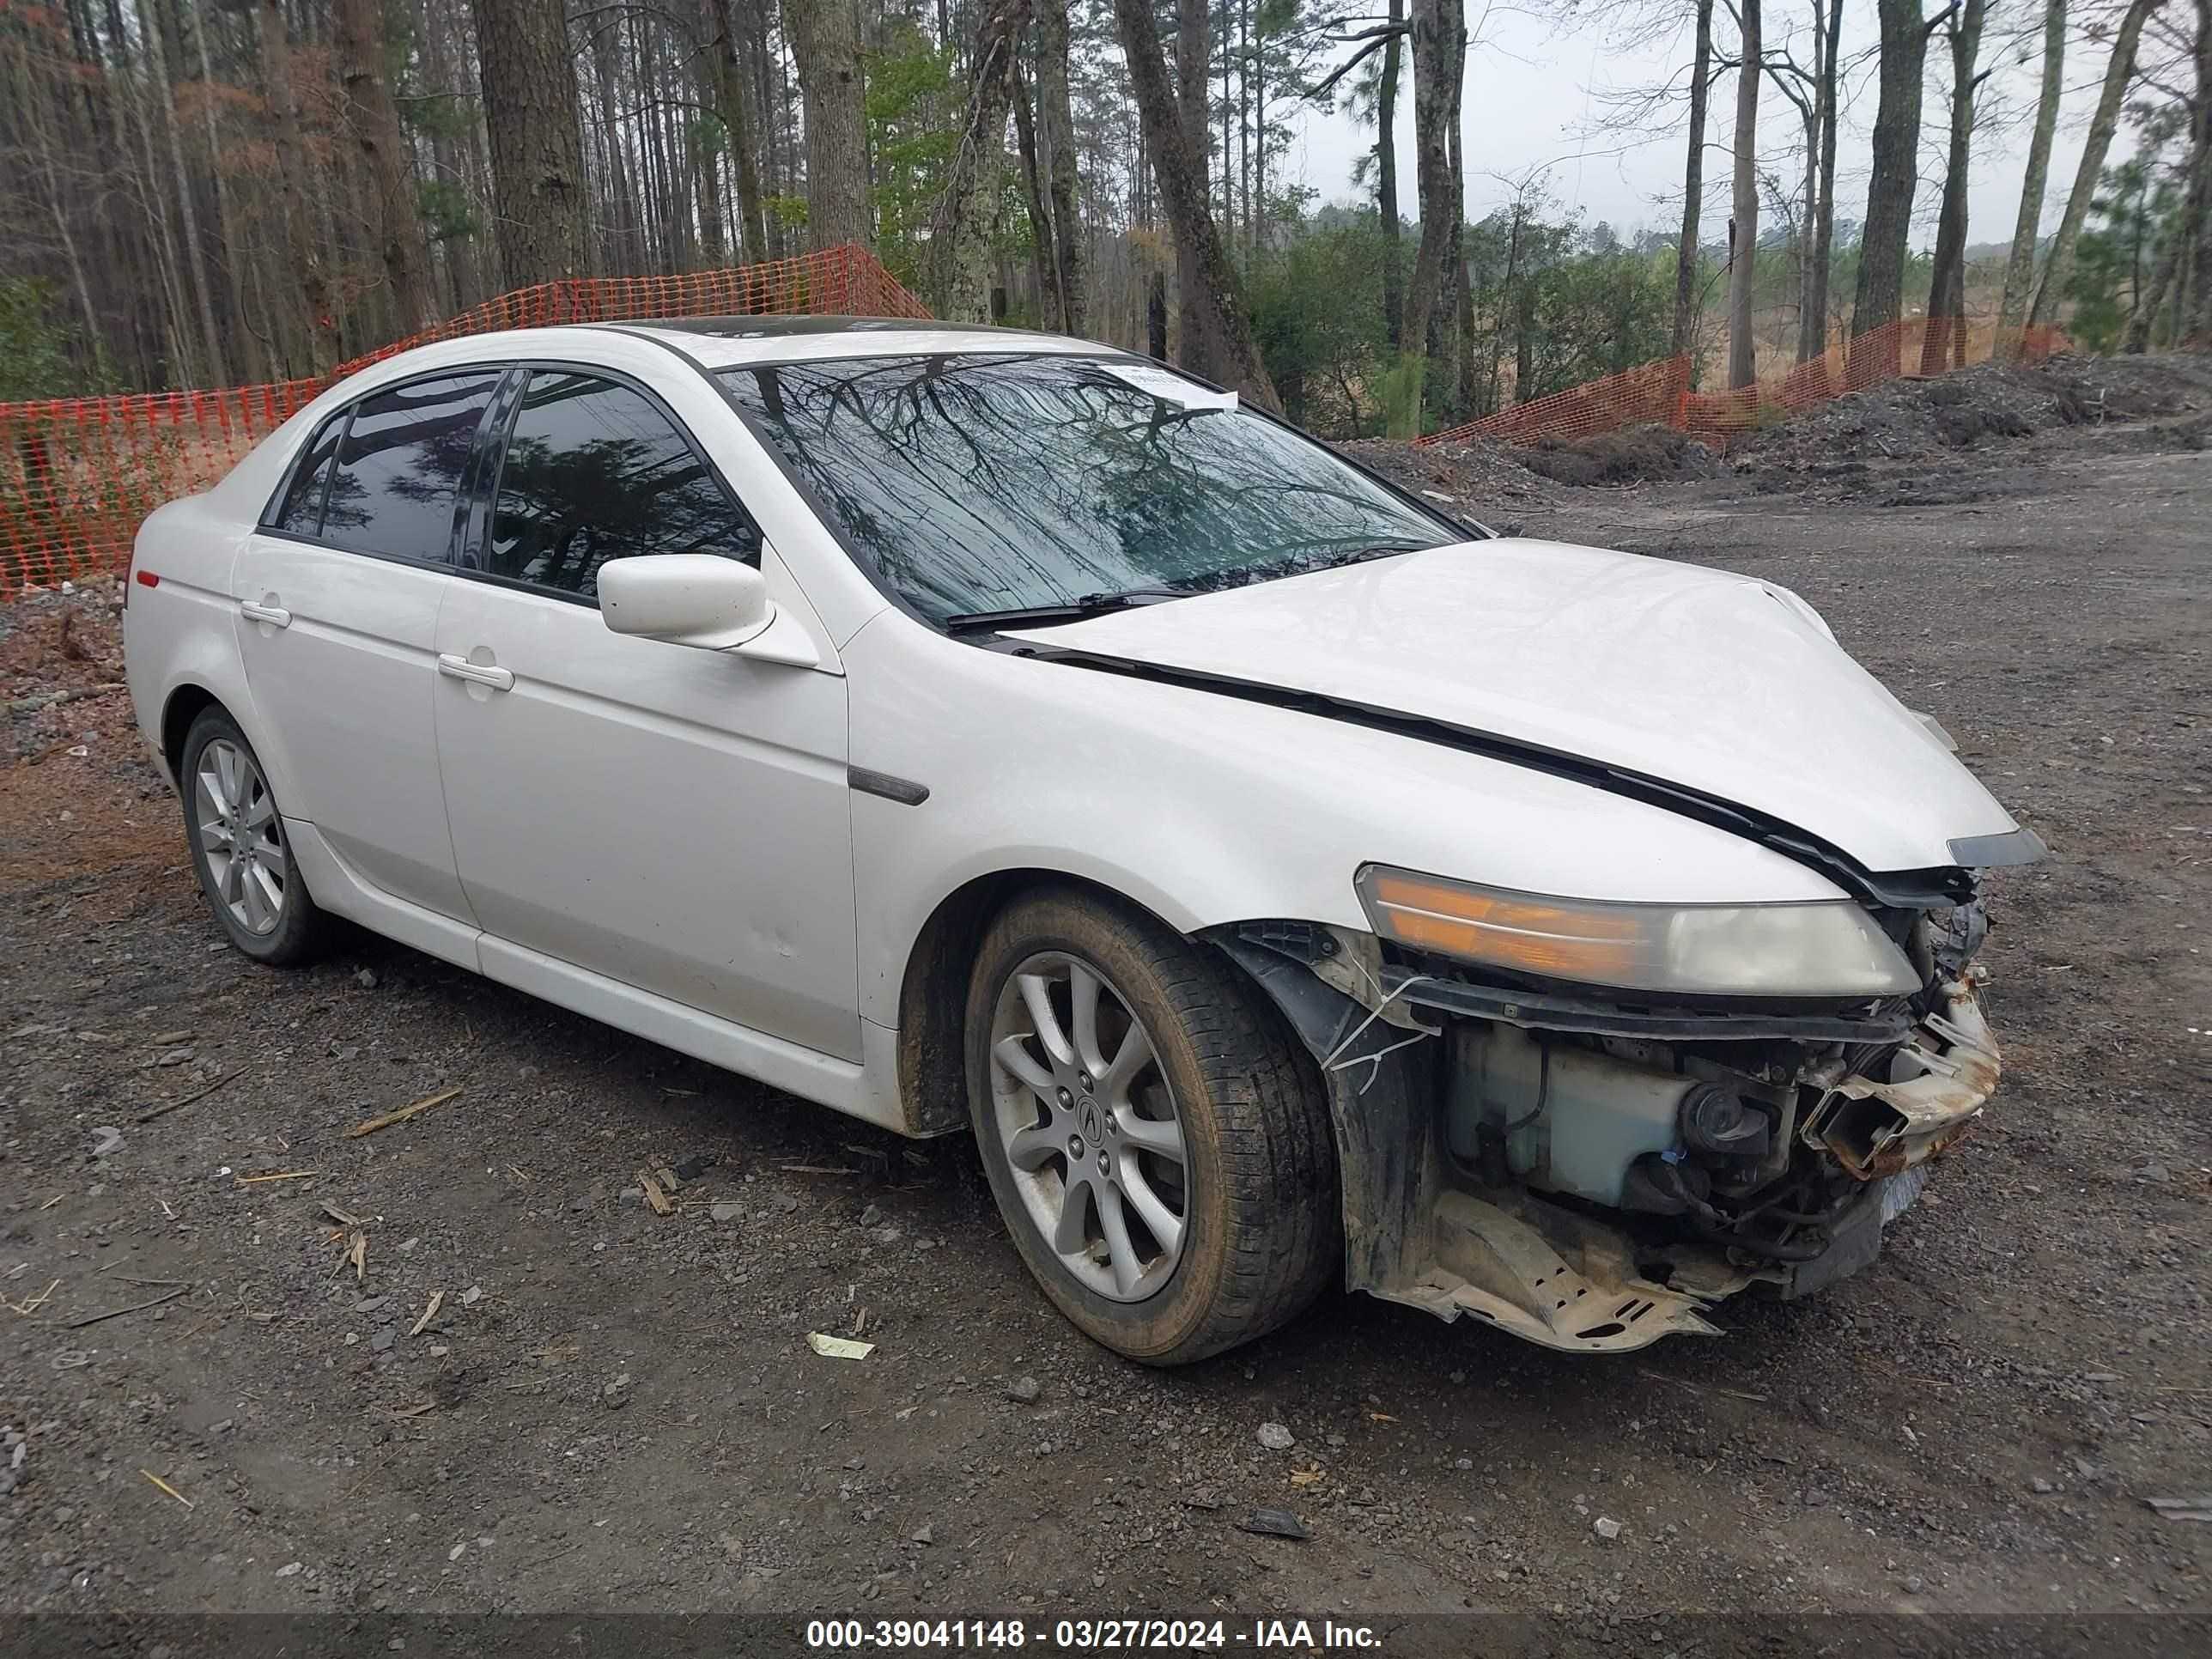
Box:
(1322, 972), (1443, 1096)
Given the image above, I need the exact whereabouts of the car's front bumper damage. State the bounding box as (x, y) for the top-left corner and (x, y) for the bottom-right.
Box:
(1218, 919), (2002, 1354)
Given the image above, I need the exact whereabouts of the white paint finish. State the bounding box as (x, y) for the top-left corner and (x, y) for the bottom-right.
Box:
(123, 497), (255, 769)
(125, 324), (2039, 1152)
(227, 535), (472, 921)
(431, 577), (861, 1061)
(840, 611), (1848, 1028)
(281, 819), (483, 973)
(1007, 539), (2021, 872)
(477, 934), (878, 1124)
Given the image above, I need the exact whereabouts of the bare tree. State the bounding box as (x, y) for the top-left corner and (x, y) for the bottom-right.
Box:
(939, 0), (1031, 321)
(1675, 0), (1713, 356)
(1762, 0), (1844, 362)
(789, 0), (872, 250)
(1726, 0), (1760, 389)
(2029, 0), (2166, 327)
(705, 0), (769, 264)
(1996, 0), (2065, 349)
(1395, 0), (1466, 434)
(1381, 0), (1407, 348)
(1111, 0), (1279, 405)
(474, 0), (590, 286)
(1919, 0), (1989, 373)
(1037, 0), (1086, 331)
(1851, 0), (1946, 358)
(337, 0), (439, 332)
(1174, 0), (1217, 377)
(258, 0), (339, 368)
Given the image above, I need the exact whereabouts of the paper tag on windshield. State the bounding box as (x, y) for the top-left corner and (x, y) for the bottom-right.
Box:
(1099, 362), (1238, 413)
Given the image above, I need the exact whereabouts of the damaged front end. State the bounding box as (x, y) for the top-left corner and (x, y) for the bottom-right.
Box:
(1217, 901), (2003, 1354)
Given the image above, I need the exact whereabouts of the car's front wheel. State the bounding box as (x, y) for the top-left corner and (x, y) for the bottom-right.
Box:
(179, 708), (331, 965)
(965, 889), (1340, 1365)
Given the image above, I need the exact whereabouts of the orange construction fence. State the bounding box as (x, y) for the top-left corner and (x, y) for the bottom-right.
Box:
(0, 245), (929, 594)
(1420, 319), (2069, 452)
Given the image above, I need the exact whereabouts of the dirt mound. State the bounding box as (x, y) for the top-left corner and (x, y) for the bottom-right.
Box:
(1336, 435), (1556, 535)
(1518, 422), (1724, 487)
(1735, 351), (2212, 485)
(3, 575), (131, 764)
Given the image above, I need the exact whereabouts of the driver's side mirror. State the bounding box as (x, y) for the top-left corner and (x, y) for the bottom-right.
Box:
(599, 555), (775, 650)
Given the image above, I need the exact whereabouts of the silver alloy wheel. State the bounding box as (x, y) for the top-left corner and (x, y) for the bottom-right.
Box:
(988, 951), (1190, 1302)
(194, 738), (287, 937)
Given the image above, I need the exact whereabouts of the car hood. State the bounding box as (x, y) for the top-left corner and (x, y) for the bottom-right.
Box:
(1006, 538), (2022, 876)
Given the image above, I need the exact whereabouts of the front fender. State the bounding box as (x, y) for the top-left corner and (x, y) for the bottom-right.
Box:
(843, 611), (1847, 1030)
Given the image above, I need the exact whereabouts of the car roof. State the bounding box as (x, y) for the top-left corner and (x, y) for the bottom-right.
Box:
(595, 317), (1112, 369)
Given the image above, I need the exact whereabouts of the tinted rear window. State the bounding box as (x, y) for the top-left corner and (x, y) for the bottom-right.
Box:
(270, 411), (343, 534)
(321, 372), (501, 562)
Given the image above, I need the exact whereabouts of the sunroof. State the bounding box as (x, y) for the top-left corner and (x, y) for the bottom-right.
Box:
(614, 317), (1042, 340)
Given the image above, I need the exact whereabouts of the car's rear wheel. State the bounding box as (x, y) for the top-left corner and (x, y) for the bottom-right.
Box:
(965, 889), (1340, 1365)
(180, 708), (331, 965)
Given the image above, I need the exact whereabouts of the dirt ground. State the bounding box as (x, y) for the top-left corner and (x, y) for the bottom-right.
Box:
(3, 366), (2209, 1651)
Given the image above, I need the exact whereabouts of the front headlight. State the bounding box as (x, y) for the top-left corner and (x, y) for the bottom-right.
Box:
(1354, 865), (1921, 998)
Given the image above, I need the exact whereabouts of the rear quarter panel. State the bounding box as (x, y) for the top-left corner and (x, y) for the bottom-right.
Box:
(123, 495), (264, 793)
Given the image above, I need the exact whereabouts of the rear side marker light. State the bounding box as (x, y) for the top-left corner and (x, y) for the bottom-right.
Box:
(136, 570), (159, 587)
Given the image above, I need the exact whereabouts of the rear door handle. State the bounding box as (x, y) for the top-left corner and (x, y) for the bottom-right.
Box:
(438, 653), (514, 692)
(240, 600), (291, 628)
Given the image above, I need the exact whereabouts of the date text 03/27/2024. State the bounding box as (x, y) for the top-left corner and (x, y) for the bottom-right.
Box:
(804, 1618), (1384, 1650)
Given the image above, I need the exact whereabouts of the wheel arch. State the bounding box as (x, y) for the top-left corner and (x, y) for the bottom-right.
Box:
(161, 682), (224, 782)
(892, 866), (1212, 1137)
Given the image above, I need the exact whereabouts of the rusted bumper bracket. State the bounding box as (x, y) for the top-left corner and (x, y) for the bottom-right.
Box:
(1804, 979), (1999, 1180)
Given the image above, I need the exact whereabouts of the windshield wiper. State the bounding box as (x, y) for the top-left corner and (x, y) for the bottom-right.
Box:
(940, 587), (1189, 635)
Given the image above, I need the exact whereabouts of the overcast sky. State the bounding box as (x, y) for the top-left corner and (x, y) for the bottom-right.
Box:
(1276, 1), (2121, 251)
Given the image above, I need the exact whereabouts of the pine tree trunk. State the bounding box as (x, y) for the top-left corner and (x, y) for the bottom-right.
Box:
(1110, 0), (1279, 406)
(1394, 0), (1463, 435)
(1012, 64), (1061, 327)
(257, 0), (337, 370)
(1378, 0), (1404, 349)
(1795, 94), (1819, 363)
(1851, 0), (1930, 362)
(705, 0), (768, 264)
(1808, 0), (1841, 356)
(139, 0), (225, 384)
(2190, 0), (2212, 344)
(337, 0), (439, 332)
(2027, 0), (2162, 329)
(1036, 0), (1085, 332)
(1996, 0), (2065, 350)
(474, 0), (589, 288)
(1449, 112), (1474, 422)
(1673, 0), (1711, 358)
(1726, 0), (1759, 390)
(937, 0), (1030, 322)
(1173, 0), (1215, 377)
(789, 0), (872, 250)
(1917, 0), (1984, 374)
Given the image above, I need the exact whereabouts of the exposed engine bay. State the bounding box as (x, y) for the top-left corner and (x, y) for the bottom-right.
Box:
(1216, 901), (2002, 1353)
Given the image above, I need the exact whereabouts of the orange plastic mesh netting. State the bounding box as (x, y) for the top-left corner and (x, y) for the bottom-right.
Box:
(0, 245), (930, 594)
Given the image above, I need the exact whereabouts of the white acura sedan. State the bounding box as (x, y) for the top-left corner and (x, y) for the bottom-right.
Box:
(124, 319), (2041, 1364)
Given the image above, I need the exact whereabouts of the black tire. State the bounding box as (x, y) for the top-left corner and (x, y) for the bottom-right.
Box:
(179, 708), (331, 966)
(965, 887), (1340, 1365)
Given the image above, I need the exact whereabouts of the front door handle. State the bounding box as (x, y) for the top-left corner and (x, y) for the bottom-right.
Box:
(438, 653), (514, 692)
(240, 600), (291, 628)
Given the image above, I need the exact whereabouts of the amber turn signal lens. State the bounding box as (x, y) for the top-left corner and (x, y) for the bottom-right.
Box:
(1359, 871), (1647, 981)
(1352, 865), (1924, 997)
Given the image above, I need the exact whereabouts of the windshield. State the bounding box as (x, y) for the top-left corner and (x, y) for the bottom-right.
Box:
(717, 353), (1460, 624)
